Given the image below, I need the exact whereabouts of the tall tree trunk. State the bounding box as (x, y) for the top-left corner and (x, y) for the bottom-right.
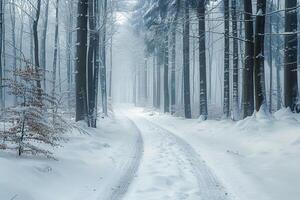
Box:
(253, 0), (267, 112)
(163, 33), (169, 113)
(75, 0), (88, 121)
(243, 0), (255, 118)
(232, 0), (239, 120)
(275, 0), (281, 110)
(66, 1), (74, 110)
(153, 54), (157, 107)
(100, 0), (108, 116)
(183, 0), (191, 118)
(198, 1), (207, 119)
(52, 0), (59, 104)
(156, 45), (162, 109)
(10, 0), (17, 105)
(41, 0), (50, 91)
(33, 0), (42, 104)
(268, 1), (273, 112)
(223, 0), (230, 117)
(170, 25), (176, 114)
(92, 0), (101, 127)
(88, 0), (96, 126)
(0, 0), (3, 109)
(284, 0), (298, 112)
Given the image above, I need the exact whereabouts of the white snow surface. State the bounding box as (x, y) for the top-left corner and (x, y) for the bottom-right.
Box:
(0, 116), (143, 200)
(1, 106), (300, 200)
(129, 107), (300, 200)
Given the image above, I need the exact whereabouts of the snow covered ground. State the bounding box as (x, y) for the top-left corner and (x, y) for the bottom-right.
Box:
(1, 106), (300, 200)
(0, 116), (143, 200)
(130, 107), (300, 200)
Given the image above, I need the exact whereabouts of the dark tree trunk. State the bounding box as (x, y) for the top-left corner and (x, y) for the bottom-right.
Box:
(232, 0), (239, 119)
(88, 0), (96, 126)
(183, 0), (191, 118)
(223, 0), (230, 117)
(198, 1), (207, 119)
(0, 0), (3, 109)
(284, 0), (298, 112)
(33, 0), (42, 104)
(75, 0), (88, 121)
(253, 0), (267, 112)
(242, 0), (255, 118)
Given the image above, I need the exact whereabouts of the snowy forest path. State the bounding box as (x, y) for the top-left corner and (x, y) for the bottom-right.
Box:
(121, 111), (230, 200)
(100, 116), (144, 200)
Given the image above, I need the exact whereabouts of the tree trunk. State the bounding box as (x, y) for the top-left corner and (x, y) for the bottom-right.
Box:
(75, 0), (88, 121)
(183, 0), (191, 118)
(223, 0), (230, 117)
(33, 0), (42, 104)
(10, 0), (17, 105)
(66, 1), (74, 110)
(156, 45), (162, 109)
(52, 0), (59, 105)
(253, 0), (267, 112)
(41, 0), (50, 91)
(275, 0), (281, 110)
(0, 0), (3, 109)
(163, 33), (169, 113)
(88, 0), (96, 126)
(284, 0), (298, 112)
(100, 0), (108, 116)
(232, 0), (239, 120)
(170, 25), (176, 114)
(198, 1), (208, 119)
(153, 54), (157, 107)
(268, 1), (273, 112)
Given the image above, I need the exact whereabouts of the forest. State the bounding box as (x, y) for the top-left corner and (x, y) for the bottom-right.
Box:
(0, 0), (300, 200)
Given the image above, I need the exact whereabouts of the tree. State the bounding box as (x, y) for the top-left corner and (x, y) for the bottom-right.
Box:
(232, 0), (239, 119)
(198, 0), (208, 120)
(284, 0), (298, 112)
(75, 0), (88, 121)
(223, 0), (230, 118)
(52, 0), (59, 104)
(183, 0), (191, 118)
(100, 0), (108, 116)
(0, 0), (3, 109)
(0, 67), (68, 158)
(242, 0), (254, 118)
(253, 0), (267, 112)
(41, 0), (50, 91)
(33, 0), (42, 104)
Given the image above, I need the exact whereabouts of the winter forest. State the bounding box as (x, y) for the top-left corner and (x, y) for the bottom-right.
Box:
(0, 0), (300, 199)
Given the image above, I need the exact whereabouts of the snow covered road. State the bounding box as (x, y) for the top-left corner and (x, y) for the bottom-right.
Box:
(120, 113), (230, 200)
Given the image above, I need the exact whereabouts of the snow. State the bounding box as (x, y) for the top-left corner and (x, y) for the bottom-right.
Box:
(132, 107), (300, 200)
(0, 116), (142, 200)
(1, 106), (300, 200)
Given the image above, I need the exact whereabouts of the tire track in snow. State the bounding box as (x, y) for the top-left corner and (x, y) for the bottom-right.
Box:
(127, 116), (231, 200)
(101, 117), (144, 200)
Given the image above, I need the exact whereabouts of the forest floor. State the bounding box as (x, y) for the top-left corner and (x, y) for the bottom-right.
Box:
(1, 105), (300, 200)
